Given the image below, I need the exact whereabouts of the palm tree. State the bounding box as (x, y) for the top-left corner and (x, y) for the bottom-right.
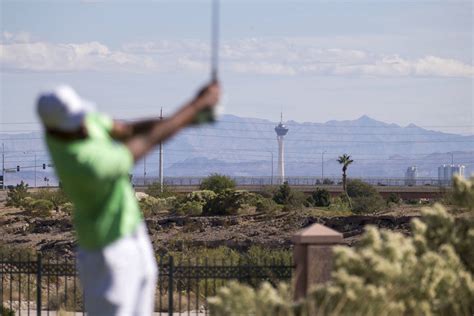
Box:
(337, 154), (354, 193)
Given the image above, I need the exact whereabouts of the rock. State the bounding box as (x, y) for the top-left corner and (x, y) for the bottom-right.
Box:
(135, 192), (150, 200)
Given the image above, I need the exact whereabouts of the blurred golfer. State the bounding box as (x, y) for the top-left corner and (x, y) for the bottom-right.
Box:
(37, 82), (219, 315)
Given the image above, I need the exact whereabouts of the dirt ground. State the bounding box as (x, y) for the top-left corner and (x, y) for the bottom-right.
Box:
(0, 191), (469, 258)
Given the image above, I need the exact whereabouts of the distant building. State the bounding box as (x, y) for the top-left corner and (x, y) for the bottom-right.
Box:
(438, 164), (465, 185)
(405, 166), (417, 186)
(275, 114), (289, 184)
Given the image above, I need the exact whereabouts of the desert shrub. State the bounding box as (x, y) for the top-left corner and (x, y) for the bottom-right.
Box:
(385, 192), (401, 205)
(273, 182), (291, 205)
(322, 178), (335, 185)
(29, 199), (54, 217)
(327, 195), (351, 212)
(347, 179), (377, 198)
(310, 188), (331, 207)
(200, 173), (236, 193)
(186, 190), (217, 205)
(208, 178), (474, 316)
(451, 175), (474, 211)
(30, 188), (69, 210)
(351, 195), (386, 214)
(204, 189), (257, 216)
(405, 198), (420, 205)
(61, 202), (74, 215)
(170, 190), (217, 216)
(208, 281), (293, 316)
(255, 198), (281, 214)
(173, 200), (203, 216)
(1, 306), (15, 316)
(145, 182), (175, 198)
(273, 182), (307, 208)
(347, 179), (385, 214)
(140, 196), (175, 216)
(259, 186), (277, 199)
(6, 181), (29, 208)
(287, 191), (307, 208)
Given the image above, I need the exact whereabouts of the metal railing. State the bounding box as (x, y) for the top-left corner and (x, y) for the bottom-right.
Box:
(1, 254), (293, 315)
(133, 176), (448, 187)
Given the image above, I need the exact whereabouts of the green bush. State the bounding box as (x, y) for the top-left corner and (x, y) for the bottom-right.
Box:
(273, 182), (291, 205)
(30, 199), (54, 217)
(30, 188), (69, 210)
(170, 190), (217, 216)
(208, 281), (292, 316)
(256, 198), (281, 214)
(204, 189), (257, 216)
(6, 181), (29, 208)
(310, 188), (331, 207)
(347, 179), (385, 214)
(385, 192), (401, 205)
(273, 182), (307, 208)
(351, 195), (386, 214)
(327, 195), (351, 212)
(259, 186), (277, 199)
(1, 306), (15, 316)
(61, 202), (74, 215)
(200, 174), (236, 193)
(186, 190), (217, 205)
(322, 178), (334, 185)
(452, 175), (474, 211)
(173, 200), (203, 216)
(139, 196), (175, 217)
(145, 182), (175, 198)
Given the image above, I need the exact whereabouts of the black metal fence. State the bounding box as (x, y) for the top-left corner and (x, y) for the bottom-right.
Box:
(1, 254), (293, 315)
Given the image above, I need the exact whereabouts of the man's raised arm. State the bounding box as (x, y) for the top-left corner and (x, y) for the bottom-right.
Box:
(122, 82), (220, 162)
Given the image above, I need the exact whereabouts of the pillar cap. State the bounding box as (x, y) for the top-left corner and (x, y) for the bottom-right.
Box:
(292, 223), (343, 244)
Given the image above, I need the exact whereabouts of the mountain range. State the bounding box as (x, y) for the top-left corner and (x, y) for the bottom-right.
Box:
(1, 114), (473, 185)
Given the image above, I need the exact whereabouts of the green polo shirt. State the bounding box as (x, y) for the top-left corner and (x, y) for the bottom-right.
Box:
(46, 112), (142, 250)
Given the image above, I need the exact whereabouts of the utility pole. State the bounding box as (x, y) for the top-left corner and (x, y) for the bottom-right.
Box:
(269, 151), (274, 185)
(143, 156), (147, 186)
(159, 107), (164, 192)
(1, 143), (5, 190)
(34, 154), (37, 188)
(321, 151), (326, 182)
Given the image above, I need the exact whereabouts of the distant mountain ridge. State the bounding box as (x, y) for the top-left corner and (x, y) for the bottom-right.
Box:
(1, 114), (472, 184)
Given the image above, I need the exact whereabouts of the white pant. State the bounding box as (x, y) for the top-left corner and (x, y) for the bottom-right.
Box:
(77, 222), (158, 316)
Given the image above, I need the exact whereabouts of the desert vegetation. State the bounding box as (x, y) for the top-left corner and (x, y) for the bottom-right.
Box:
(208, 175), (474, 315)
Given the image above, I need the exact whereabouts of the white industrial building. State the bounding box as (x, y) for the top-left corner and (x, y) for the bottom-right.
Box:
(438, 164), (465, 186)
(405, 166), (418, 186)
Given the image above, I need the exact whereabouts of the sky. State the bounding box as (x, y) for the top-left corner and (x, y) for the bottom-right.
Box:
(1, 0), (473, 134)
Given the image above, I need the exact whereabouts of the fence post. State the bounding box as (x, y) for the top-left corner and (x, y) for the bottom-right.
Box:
(168, 256), (174, 316)
(36, 253), (42, 316)
(292, 224), (343, 301)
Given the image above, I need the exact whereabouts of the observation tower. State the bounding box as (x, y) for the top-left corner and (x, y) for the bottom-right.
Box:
(274, 114), (289, 184)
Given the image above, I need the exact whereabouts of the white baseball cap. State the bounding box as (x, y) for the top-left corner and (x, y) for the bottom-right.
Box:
(37, 85), (95, 132)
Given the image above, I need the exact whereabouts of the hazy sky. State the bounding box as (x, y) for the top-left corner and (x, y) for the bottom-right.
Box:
(1, 0), (473, 134)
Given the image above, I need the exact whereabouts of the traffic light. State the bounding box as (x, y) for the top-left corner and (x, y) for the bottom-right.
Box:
(16, 165), (20, 172)
(42, 163), (46, 170)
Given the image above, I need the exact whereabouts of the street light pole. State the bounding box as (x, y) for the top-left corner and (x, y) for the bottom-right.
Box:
(159, 107), (164, 192)
(143, 156), (147, 186)
(321, 151), (326, 181)
(270, 151), (274, 185)
(34, 154), (37, 188)
(1, 143), (4, 190)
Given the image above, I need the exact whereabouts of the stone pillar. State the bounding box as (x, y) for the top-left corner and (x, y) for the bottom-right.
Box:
(292, 223), (343, 300)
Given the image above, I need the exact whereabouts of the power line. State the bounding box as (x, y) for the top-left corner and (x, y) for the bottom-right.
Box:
(0, 119), (473, 129)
